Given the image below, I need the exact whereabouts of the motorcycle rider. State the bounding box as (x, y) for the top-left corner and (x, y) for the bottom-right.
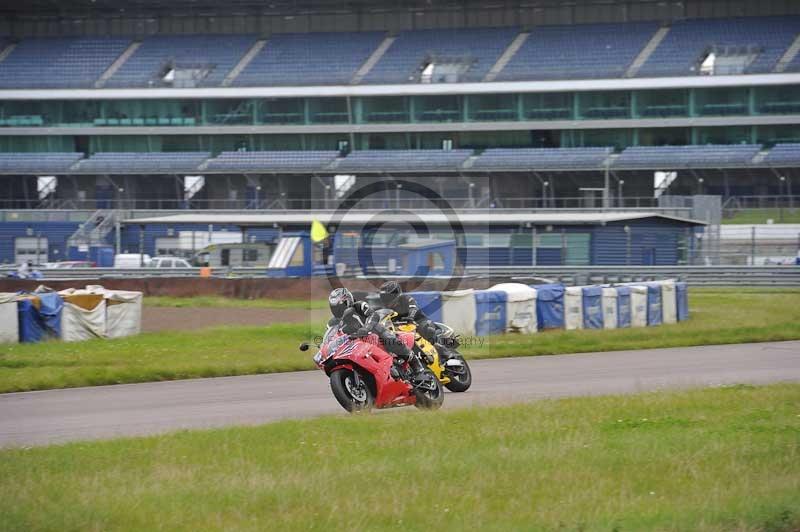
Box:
(327, 288), (428, 381)
(378, 280), (441, 342)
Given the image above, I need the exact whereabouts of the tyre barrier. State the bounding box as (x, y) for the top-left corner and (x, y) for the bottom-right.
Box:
(408, 280), (688, 337)
(0, 285), (142, 344)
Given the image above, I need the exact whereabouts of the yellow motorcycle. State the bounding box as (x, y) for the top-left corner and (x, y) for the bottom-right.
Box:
(378, 310), (472, 393)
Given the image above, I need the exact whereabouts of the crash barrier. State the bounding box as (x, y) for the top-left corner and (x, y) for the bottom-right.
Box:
(0, 285), (143, 344)
(408, 279), (688, 337)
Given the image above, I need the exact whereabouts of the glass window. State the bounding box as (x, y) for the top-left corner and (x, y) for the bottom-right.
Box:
(413, 95), (462, 123)
(578, 91), (631, 119)
(694, 87), (749, 117)
(260, 98), (304, 125)
(638, 128), (691, 146)
(358, 97), (410, 124)
(206, 99), (253, 126)
(467, 94), (517, 121)
(696, 126), (752, 145)
(289, 242), (305, 267)
(308, 98), (348, 124)
(522, 93), (573, 120)
(635, 90), (689, 118)
(756, 124), (800, 146)
(754, 85), (800, 114)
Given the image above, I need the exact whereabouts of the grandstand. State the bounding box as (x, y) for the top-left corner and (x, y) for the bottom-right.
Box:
(0, 0), (799, 267)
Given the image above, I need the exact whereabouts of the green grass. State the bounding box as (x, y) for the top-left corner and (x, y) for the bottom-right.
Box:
(1, 384), (798, 531)
(144, 296), (328, 309)
(1, 288), (799, 393)
(722, 208), (800, 224)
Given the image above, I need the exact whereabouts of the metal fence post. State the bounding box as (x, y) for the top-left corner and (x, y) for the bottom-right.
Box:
(560, 229), (567, 266)
(750, 225), (756, 266)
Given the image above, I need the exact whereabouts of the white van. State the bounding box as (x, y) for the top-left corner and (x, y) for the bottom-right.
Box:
(114, 253), (151, 268)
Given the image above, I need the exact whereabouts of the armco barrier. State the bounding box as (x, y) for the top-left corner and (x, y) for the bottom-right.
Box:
(2, 266), (799, 287)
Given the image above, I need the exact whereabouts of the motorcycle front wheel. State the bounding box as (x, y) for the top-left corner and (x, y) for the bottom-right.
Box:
(444, 356), (472, 393)
(413, 370), (444, 410)
(330, 370), (374, 413)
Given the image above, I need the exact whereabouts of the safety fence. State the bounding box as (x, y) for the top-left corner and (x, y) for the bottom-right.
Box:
(0, 285), (143, 344)
(405, 280), (688, 338)
(3, 265), (799, 286)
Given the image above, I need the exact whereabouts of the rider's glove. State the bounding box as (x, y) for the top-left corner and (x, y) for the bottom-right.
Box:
(349, 327), (370, 339)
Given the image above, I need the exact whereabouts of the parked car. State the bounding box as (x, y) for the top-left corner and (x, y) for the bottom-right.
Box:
(113, 254), (152, 268)
(150, 256), (192, 268)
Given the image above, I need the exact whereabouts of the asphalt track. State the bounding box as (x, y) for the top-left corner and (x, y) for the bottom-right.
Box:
(0, 340), (798, 448)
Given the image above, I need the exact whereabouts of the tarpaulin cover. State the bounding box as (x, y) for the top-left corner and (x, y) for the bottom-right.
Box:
(615, 286), (631, 328)
(645, 283), (663, 326)
(59, 290), (106, 342)
(534, 283), (564, 330)
(408, 291), (442, 323)
(581, 286), (604, 329)
(601, 287), (618, 330)
(660, 279), (677, 324)
(564, 286), (584, 330)
(676, 282), (689, 321)
(629, 285), (648, 328)
(0, 293), (19, 343)
(82, 286), (143, 339)
(440, 289), (476, 336)
(490, 283), (537, 334)
(18, 292), (63, 343)
(474, 290), (507, 336)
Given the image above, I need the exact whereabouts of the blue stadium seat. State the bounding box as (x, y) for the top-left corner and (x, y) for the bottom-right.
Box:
(762, 143), (800, 165)
(0, 153), (83, 173)
(205, 151), (339, 172)
(234, 32), (385, 86)
(497, 22), (659, 81)
(638, 17), (800, 77)
(77, 152), (210, 172)
(613, 145), (761, 169)
(106, 35), (256, 88)
(0, 37), (130, 88)
(334, 150), (471, 172)
(363, 27), (518, 84)
(471, 148), (613, 170)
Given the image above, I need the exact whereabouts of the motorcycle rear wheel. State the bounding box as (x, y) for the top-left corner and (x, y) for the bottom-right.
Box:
(330, 370), (374, 413)
(444, 357), (472, 393)
(413, 371), (444, 410)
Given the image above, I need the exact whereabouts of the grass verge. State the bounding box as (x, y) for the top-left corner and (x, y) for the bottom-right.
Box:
(722, 208), (800, 224)
(1, 288), (799, 393)
(0, 384), (798, 531)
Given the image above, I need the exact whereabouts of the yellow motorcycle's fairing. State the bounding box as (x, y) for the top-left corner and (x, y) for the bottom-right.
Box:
(378, 310), (450, 385)
(396, 322), (450, 386)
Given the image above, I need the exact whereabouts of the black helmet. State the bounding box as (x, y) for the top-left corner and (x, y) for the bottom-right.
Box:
(329, 288), (354, 319)
(379, 281), (402, 307)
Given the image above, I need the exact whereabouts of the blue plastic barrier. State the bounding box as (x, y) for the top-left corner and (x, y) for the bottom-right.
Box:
(582, 286), (604, 329)
(645, 283), (663, 326)
(474, 290), (507, 336)
(615, 286), (632, 328)
(407, 291), (443, 323)
(534, 283), (565, 330)
(18, 292), (63, 343)
(675, 282), (689, 321)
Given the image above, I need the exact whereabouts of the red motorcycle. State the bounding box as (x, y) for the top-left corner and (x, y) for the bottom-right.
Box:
(300, 322), (444, 413)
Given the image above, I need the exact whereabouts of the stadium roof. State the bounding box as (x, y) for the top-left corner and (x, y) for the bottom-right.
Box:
(125, 211), (707, 226)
